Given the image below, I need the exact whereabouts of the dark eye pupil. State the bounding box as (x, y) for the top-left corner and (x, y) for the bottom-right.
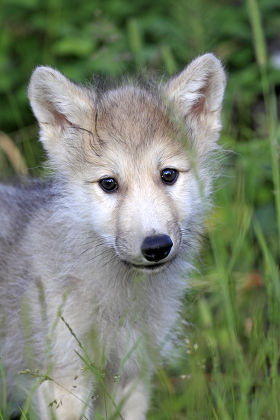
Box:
(161, 168), (178, 185)
(99, 178), (118, 192)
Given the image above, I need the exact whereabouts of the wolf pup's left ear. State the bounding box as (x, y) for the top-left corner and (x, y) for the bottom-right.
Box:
(165, 53), (226, 155)
(28, 66), (95, 157)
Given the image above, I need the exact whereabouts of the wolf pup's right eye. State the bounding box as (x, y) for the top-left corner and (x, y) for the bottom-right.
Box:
(99, 177), (118, 193)
(161, 168), (178, 185)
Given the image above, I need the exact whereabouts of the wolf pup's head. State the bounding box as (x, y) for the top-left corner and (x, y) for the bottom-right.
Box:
(28, 54), (226, 273)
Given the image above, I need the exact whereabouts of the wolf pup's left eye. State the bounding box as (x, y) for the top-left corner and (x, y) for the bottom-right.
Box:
(99, 177), (118, 193)
(161, 168), (178, 185)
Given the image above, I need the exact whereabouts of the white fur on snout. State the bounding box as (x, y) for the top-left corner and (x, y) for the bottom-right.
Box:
(115, 176), (184, 264)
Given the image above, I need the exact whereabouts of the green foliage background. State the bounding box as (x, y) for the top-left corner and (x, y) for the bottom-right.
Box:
(0, 0), (280, 419)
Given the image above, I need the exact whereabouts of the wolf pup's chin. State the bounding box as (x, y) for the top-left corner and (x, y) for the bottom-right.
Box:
(0, 53), (226, 419)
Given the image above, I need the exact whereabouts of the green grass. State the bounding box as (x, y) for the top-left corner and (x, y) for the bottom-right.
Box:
(0, 0), (279, 418)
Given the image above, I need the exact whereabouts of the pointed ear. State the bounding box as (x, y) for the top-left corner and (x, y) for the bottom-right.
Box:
(165, 53), (226, 154)
(28, 66), (95, 152)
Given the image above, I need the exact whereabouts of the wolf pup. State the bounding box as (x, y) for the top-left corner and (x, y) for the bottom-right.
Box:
(0, 54), (226, 419)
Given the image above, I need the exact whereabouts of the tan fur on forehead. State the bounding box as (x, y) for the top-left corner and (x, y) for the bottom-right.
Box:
(95, 85), (177, 149)
(28, 55), (225, 178)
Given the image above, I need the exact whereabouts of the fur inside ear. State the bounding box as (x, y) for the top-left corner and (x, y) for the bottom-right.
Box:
(28, 66), (96, 169)
(165, 53), (226, 153)
(28, 66), (95, 127)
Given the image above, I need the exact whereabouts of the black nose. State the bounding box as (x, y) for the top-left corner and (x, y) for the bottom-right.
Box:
(141, 234), (173, 262)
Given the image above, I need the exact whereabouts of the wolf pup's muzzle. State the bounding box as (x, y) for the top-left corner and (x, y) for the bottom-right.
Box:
(141, 234), (173, 262)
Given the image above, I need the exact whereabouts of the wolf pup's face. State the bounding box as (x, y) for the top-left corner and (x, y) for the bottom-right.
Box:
(28, 54), (226, 272)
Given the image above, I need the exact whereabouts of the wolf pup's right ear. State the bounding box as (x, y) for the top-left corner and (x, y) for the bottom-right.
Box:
(165, 53), (226, 156)
(28, 66), (95, 160)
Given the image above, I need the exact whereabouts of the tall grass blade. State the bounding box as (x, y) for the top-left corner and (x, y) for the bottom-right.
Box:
(246, 0), (280, 244)
(0, 362), (7, 416)
(0, 132), (28, 175)
(127, 18), (143, 69)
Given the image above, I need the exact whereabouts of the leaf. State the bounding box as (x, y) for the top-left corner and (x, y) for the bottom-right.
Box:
(53, 37), (96, 57)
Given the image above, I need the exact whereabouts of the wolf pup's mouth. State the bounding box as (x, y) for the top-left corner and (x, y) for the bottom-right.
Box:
(122, 259), (174, 272)
(131, 261), (167, 270)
